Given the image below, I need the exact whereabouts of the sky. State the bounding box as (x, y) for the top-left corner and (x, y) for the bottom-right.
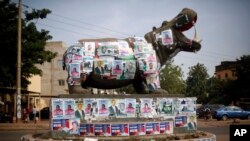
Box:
(13, 0), (250, 78)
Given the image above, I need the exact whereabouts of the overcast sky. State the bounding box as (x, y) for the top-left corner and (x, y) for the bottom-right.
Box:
(15, 0), (250, 78)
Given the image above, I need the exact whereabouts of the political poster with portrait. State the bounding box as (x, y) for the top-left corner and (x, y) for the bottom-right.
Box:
(173, 98), (183, 115)
(161, 29), (174, 46)
(97, 42), (118, 56)
(94, 124), (111, 136)
(137, 123), (146, 135)
(64, 53), (73, 65)
(125, 98), (136, 117)
(146, 74), (159, 92)
(138, 58), (147, 72)
(51, 118), (70, 131)
(101, 56), (114, 77)
(84, 98), (97, 117)
(80, 123), (95, 136)
(185, 97), (196, 113)
(175, 116), (188, 128)
(158, 98), (173, 115)
(111, 123), (129, 136)
(108, 99), (126, 118)
(71, 46), (83, 62)
(64, 99), (75, 118)
(123, 60), (136, 79)
(75, 98), (85, 122)
(145, 60), (157, 74)
(187, 114), (197, 130)
(112, 60), (123, 75)
(134, 41), (144, 55)
(69, 63), (81, 78)
(94, 59), (104, 75)
(52, 99), (64, 118)
(117, 40), (133, 59)
(84, 42), (95, 56)
(97, 99), (109, 117)
(142, 43), (154, 53)
(68, 118), (80, 135)
(140, 98), (153, 117)
(129, 123), (139, 136)
(160, 121), (173, 134)
(81, 56), (93, 73)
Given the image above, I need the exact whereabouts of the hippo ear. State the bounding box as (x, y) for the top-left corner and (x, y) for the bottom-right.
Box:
(152, 26), (157, 31)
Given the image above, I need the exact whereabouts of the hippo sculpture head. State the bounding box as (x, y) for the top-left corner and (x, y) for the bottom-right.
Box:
(62, 8), (201, 94)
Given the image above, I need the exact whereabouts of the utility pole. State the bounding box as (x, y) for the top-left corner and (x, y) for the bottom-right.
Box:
(15, 0), (22, 123)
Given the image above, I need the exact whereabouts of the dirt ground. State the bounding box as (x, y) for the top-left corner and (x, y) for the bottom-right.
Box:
(198, 118), (250, 128)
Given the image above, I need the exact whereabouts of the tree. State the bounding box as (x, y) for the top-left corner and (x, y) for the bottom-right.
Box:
(160, 60), (186, 94)
(206, 76), (226, 104)
(186, 63), (209, 104)
(0, 0), (56, 88)
(225, 55), (250, 104)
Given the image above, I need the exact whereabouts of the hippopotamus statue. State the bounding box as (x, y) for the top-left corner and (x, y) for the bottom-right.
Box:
(63, 8), (201, 94)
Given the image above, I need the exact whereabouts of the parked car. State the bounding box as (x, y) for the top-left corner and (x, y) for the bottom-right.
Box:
(197, 104), (225, 119)
(214, 106), (250, 121)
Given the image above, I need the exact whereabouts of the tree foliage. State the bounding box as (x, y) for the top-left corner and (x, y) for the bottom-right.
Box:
(224, 55), (250, 103)
(0, 0), (56, 88)
(186, 63), (209, 103)
(160, 60), (186, 94)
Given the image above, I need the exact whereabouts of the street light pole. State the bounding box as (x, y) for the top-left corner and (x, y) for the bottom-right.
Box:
(16, 0), (22, 123)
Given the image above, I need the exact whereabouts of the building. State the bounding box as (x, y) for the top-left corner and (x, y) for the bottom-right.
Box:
(215, 61), (237, 81)
(27, 41), (68, 110)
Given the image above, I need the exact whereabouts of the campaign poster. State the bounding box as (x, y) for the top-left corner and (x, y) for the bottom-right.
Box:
(80, 123), (95, 136)
(161, 29), (174, 45)
(71, 46), (83, 62)
(125, 98), (136, 117)
(94, 124), (111, 136)
(134, 42), (144, 55)
(185, 97), (196, 113)
(138, 58), (147, 72)
(173, 98), (182, 115)
(160, 121), (173, 134)
(117, 40), (131, 58)
(146, 74), (159, 92)
(52, 99), (64, 118)
(111, 124), (129, 136)
(97, 42), (118, 56)
(142, 43), (154, 53)
(158, 98), (173, 115)
(84, 99), (97, 117)
(123, 60), (136, 79)
(75, 98), (85, 122)
(175, 116), (188, 128)
(145, 60), (157, 74)
(129, 123), (139, 136)
(68, 118), (80, 135)
(97, 99), (109, 117)
(81, 56), (93, 73)
(146, 51), (157, 62)
(51, 118), (70, 131)
(94, 59), (104, 75)
(69, 63), (81, 78)
(112, 60), (123, 75)
(64, 53), (73, 65)
(140, 98), (153, 117)
(108, 99), (126, 118)
(101, 56), (114, 77)
(145, 122), (154, 135)
(64, 99), (75, 118)
(84, 42), (95, 56)
(187, 114), (197, 130)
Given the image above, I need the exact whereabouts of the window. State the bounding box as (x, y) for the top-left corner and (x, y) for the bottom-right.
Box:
(58, 79), (65, 86)
(225, 73), (228, 78)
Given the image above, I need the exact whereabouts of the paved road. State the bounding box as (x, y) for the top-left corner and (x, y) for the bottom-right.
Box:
(198, 124), (229, 141)
(0, 130), (48, 141)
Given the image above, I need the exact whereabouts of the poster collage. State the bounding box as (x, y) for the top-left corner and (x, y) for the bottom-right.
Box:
(51, 97), (197, 136)
(63, 37), (160, 90)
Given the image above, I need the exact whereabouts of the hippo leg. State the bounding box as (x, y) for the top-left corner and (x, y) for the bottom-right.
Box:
(132, 71), (149, 94)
